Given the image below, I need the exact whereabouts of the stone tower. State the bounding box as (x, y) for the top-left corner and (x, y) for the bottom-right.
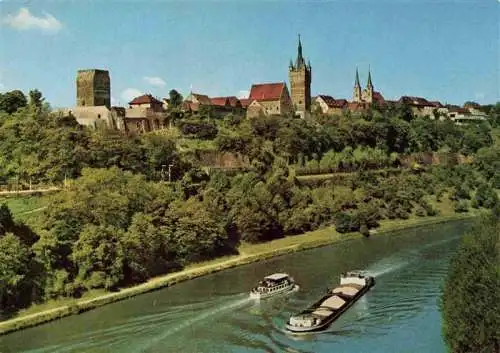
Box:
(353, 68), (362, 103)
(288, 35), (312, 116)
(76, 69), (111, 108)
(362, 68), (374, 103)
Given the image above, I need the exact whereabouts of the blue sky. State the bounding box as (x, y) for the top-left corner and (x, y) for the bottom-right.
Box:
(0, 0), (498, 108)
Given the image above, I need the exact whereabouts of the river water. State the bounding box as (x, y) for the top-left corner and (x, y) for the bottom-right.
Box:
(0, 220), (469, 353)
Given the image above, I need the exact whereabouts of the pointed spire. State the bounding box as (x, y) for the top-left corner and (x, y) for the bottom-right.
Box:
(289, 58), (294, 70)
(295, 33), (305, 68)
(367, 66), (373, 89)
(354, 67), (361, 88)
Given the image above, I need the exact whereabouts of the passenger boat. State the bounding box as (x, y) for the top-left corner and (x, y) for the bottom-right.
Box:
(285, 271), (375, 333)
(249, 273), (298, 300)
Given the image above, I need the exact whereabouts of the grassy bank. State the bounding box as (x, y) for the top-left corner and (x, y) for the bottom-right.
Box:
(0, 195), (47, 224)
(0, 209), (480, 336)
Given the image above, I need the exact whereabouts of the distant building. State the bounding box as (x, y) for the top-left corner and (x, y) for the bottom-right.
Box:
(162, 98), (170, 110)
(210, 97), (231, 108)
(314, 95), (348, 115)
(288, 35), (312, 118)
(76, 69), (111, 108)
(213, 96), (242, 109)
(57, 106), (124, 129)
(239, 98), (251, 109)
(351, 68), (385, 109)
(58, 69), (117, 128)
(246, 82), (293, 118)
(183, 92), (212, 112)
(125, 94), (168, 133)
(398, 96), (444, 118)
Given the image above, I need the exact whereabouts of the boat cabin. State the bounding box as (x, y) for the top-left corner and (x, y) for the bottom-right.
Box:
(254, 273), (291, 293)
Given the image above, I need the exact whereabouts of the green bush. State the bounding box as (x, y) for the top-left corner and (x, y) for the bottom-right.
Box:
(415, 206), (426, 217)
(454, 200), (469, 213)
(334, 212), (360, 233)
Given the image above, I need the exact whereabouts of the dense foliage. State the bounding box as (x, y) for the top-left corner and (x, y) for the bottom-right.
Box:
(441, 213), (500, 353)
(0, 89), (498, 318)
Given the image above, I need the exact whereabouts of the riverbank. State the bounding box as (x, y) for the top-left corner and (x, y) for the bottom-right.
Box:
(0, 212), (479, 336)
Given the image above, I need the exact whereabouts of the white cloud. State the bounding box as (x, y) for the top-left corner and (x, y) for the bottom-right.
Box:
(238, 90), (249, 99)
(2, 8), (62, 33)
(143, 76), (166, 87)
(0, 83), (5, 92)
(121, 88), (143, 103)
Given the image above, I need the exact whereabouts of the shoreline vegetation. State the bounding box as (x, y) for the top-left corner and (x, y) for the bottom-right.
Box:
(1, 91), (498, 338)
(0, 212), (477, 336)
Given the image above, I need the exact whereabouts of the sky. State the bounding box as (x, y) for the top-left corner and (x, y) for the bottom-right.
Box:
(0, 0), (498, 108)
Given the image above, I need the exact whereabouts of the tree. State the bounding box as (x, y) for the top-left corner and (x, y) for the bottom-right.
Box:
(0, 233), (30, 313)
(29, 89), (44, 111)
(161, 198), (229, 262)
(123, 213), (173, 282)
(0, 204), (15, 235)
(0, 90), (27, 114)
(71, 224), (125, 290)
(440, 215), (500, 353)
(168, 89), (183, 108)
(474, 184), (499, 209)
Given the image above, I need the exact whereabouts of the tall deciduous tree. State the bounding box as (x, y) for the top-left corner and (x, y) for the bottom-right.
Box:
(71, 224), (125, 290)
(440, 215), (500, 353)
(0, 90), (27, 114)
(0, 233), (30, 314)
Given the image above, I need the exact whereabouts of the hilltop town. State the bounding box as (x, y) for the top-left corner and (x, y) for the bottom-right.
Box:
(59, 37), (488, 133)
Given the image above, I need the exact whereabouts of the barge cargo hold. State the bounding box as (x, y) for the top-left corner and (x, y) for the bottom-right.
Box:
(285, 271), (375, 333)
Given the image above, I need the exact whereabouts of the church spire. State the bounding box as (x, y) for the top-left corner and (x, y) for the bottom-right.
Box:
(354, 67), (361, 88)
(295, 34), (305, 68)
(367, 66), (373, 89)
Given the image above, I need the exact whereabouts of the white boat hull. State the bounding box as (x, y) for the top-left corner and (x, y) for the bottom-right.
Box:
(249, 284), (299, 300)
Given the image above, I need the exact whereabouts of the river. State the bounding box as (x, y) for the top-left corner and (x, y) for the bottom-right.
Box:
(0, 220), (470, 353)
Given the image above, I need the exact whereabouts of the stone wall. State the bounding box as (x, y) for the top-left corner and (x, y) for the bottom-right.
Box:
(195, 150), (250, 169)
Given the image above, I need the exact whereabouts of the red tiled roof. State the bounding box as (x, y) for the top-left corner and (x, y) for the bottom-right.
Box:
(317, 95), (348, 108)
(317, 95), (336, 107)
(210, 96), (242, 108)
(129, 94), (162, 105)
(249, 82), (286, 102)
(239, 98), (251, 108)
(226, 96), (242, 108)
(429, 101), (442, 107)
(191, 93), (212, 105)
(399, 96), (432, 107)
(211, 97), (230, 107)
(347, 102), (369, 111)
(373, 91), (385, 104)
(334, 99), (348, 107)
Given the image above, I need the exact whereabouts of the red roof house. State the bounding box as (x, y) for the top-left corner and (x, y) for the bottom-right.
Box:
(246, 82), (293, 118)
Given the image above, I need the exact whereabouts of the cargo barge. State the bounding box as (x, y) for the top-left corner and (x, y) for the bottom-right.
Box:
(285, 271), (375, 333)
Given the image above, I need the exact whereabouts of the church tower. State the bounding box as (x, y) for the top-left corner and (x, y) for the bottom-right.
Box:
(289, 35), (312, 117)
(353, 68), (362, 103)
(362, 67), (374, 103)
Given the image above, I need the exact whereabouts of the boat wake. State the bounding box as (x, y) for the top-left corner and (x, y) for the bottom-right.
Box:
(138, 294), (252, 351)
(365, 259), (409, 278)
